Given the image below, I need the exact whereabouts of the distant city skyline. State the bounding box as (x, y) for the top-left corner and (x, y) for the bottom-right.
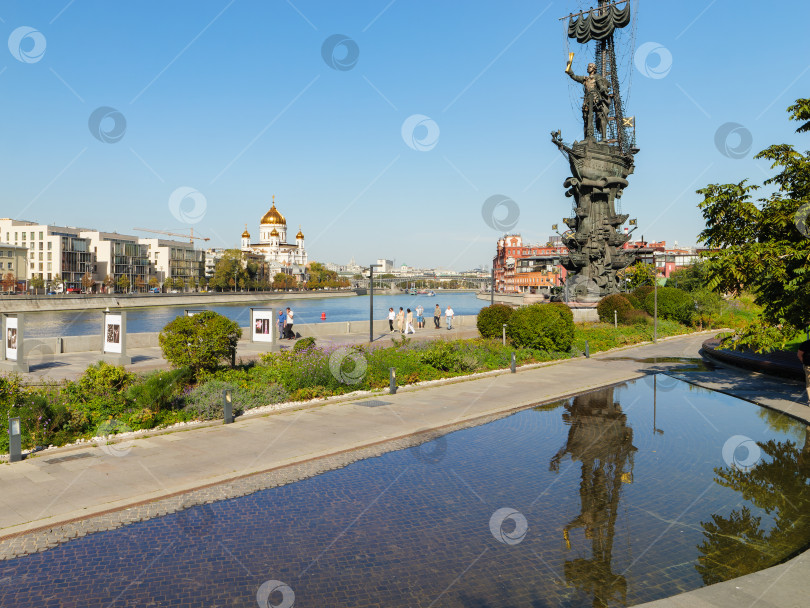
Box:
(1, 1), (807, 270)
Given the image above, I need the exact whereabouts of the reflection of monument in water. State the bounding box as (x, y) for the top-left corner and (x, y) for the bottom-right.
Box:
(552, 0), (639, 302)
(549, 387), (637, 607)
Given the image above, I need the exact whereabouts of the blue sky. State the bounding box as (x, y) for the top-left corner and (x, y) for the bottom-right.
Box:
(0, 1), (807, 269)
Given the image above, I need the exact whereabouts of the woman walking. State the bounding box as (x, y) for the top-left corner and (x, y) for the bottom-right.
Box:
(405, 308), (415, 334)
(396, 307), (404, 334)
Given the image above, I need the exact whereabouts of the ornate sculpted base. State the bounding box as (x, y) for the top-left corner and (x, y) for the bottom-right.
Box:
(552, 134), (638, 302)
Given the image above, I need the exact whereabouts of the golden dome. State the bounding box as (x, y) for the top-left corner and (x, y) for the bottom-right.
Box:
(241, 224), (250, 238)
(260, 196), (286, 225)
(270, 228), (279, 237)
(296, 226), (304, 240)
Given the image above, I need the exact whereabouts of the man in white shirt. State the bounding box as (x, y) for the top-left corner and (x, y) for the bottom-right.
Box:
(388, 307), (395, 332)
(445, 306), (454, 330)
(285, 307), (295, 339)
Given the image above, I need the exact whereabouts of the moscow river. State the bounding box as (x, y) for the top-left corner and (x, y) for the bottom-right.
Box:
(24, 292), (488, 338)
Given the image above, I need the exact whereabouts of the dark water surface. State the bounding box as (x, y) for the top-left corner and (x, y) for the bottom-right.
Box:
(2, 376), (808, 607)
(24, 292), (486, 338)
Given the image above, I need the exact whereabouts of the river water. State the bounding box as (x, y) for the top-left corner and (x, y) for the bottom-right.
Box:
(24, 292), (487, 338)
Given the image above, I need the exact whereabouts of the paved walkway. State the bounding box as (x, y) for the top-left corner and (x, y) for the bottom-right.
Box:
(21, 323), (481, 383)
(1, 331), (808, 607)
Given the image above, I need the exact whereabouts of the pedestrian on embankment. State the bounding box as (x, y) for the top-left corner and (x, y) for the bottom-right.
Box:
(388, 307), (395, 332)
(434, 304), (441, 329)
(405, 308), (415, 334)
(396, 307), (404, 334)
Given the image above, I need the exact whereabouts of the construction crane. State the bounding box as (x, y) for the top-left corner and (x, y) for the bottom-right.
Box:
(133, 228), (210, 244)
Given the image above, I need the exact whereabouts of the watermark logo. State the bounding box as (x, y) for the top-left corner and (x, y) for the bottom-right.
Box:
(410, 432), (447, 464)
(489, 507), (528, 546)
(401, 114), (440, 152)
(642, 372), (679, 393)
(328, 346), (368, 384)
(168, 187), (207, 224)
(94, 419), (133, 457)
(321, 34), (359, 71)
(88, 106), (127, 144)
(714, 122), (753, 159)
(722, 435), (761, 472)
(634, 42), (672, 79)
(8, 26), (46, 63)
(26, 343), (54, 370)
(257, 580), (295, 608)
(793, 202), (810, 237)
(482, 195), (520, 232)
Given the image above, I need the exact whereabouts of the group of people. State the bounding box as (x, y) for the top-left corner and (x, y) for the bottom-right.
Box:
(276, 307), (295, 340)
(388, 304), (455, 334)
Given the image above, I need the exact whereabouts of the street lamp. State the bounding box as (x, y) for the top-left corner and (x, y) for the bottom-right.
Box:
(368, 263), (382, 343)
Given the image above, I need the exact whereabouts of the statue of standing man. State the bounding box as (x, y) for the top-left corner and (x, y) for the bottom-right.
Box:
(566, 55), (611, 141)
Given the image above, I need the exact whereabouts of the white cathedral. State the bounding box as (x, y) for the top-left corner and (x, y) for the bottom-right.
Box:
(240, 197), (308, 280)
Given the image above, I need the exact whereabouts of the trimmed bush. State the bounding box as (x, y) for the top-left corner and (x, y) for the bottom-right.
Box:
(643, 287), (695, 325)
(632, 285), (654, 304)
(547, 301), (574, 323)
(624, 309), (652, 325)
(293, 336), (316, 352)
(506, 304), (575, 352)
(476, 304), (514, 338)
(159, 311), (241, 376)
(596, 294), (634, 324)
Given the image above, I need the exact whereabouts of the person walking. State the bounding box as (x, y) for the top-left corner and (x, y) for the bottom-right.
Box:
(405, 308), (415, 334)
(434, 304), (441, 329)
(416, 304), (424, 329)
(285, 307), (295, 339)
(396, 307), (404, 334)
(277, 309), (285, 339)
(798, 337), (810, 401)
(445, 305), (454, 330)
(388, 307), (395, 332)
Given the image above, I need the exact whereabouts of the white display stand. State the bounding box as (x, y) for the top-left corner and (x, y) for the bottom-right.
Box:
(101, 309), (132, 365)
(250, 307), (279, 352)
(1, 313), (29, 372)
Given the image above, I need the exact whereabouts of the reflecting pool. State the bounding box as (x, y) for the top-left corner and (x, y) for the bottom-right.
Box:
(1, 375), (809, 607)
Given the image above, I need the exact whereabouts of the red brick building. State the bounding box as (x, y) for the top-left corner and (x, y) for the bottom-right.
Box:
(493, 234), (568, 294)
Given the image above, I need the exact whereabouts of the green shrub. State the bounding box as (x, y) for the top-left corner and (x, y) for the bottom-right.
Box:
(183, 379), (289, 419)
(419, 341), (476, 373)
(624, 309), (653, 325)
(506, 304), (575, 352)
(476, 304), (514, 338)
(159, 311), (241, 376)
(632, 285), (654, 304)
(125, 367), (193, 413)
(693, 289), (723, 327)
(293, 336), (316, 352)
(596, 294), (634, 324)
(643, 287), (695, 325)
(624, 292), (640, 308)
(547, 301), (574, 323)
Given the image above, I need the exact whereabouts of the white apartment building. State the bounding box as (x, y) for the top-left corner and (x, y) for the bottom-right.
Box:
(139, 238), (205, 287)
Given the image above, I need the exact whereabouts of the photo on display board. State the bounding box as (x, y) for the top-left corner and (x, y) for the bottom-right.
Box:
(254, 318), (270, 335)
(6, 327), (16, 350)
(107, 324), (121, 344)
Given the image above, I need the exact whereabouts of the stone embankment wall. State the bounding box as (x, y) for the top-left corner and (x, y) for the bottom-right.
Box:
(0, 290), (357, 313)
(21, 315), (480, 355)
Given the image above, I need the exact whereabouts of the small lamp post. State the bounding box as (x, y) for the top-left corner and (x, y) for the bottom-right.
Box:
(652, 252), (658, 343)
(8, 416), (22, 463)
(222, 389), (233, 424)
(368, 263), (382, 343)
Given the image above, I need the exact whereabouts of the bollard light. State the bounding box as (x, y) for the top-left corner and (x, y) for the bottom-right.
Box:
(389, 367), (397, 394)
(8, 416), (22, 463)
(510, 352), (516, 373)
(614, 310), (617, 329)
(585, 340), (590, 358)
(502, 324), (507, 346)
(222, 389), (233, 424)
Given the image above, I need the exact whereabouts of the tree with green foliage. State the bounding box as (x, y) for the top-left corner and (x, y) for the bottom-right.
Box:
(642, 287), (694, 325)
(30, 275), (44, 294)
(618, 261), (656, 291)
(666, 261), (709, 292)
(273, 273), (297, 290)
(209, 250), (249, 292)
(159, 311), (241, 376)
(697, 98), (810, 331)
(117, 275), (130, 293)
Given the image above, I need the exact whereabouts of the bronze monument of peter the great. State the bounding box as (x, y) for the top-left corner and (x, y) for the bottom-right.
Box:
(551, 0), (638, 302)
